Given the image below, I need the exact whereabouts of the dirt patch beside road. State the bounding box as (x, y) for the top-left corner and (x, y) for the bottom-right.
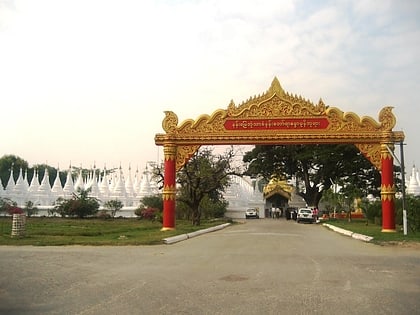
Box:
(378, 240), (420, 249)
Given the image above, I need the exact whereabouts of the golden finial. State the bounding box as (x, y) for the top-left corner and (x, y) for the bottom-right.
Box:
(269, 77), (284, 95)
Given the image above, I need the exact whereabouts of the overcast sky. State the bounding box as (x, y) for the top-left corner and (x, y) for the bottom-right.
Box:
(1, 0), (419, 176)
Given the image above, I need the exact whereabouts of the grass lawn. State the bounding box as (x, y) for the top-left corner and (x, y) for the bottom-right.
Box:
(0, 216), (231, 246)
(324, 218), (420, 245)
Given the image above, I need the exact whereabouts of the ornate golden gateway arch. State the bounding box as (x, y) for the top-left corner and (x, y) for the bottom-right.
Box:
(155, 78), (405, 232)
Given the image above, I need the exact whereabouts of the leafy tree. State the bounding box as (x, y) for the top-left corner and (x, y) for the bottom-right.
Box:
(199, 194), (228, 219)
(23, 201), (38, 217)
(0, 155), (68, 190)
(177, 147), (236, 226)
(320, 189), (341, 214)
(54, 188), (100, 218)
(243, 144), (381, 208)
(103, 199), (124, 218)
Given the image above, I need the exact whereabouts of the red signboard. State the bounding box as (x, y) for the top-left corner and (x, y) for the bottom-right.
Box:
(224, 118), (329, 130)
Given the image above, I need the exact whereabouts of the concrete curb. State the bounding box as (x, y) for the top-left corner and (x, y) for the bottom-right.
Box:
(163, 223), (231, 244)
(322, 223), (374, 242)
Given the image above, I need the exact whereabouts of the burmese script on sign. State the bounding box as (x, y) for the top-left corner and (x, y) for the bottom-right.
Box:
(224, 118), (329, 130)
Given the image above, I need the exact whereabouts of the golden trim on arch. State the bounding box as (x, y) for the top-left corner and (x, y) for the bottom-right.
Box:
(162, 111), (178, 133)
(263, 177), (293, 200)
(380, 143), (394, 160)
(176, 145), (201, 171)
(355, 143), (381, 170)
(155, 78), (405, 172)
(156, 78), (404, 143)
(381, 152), (393, 160)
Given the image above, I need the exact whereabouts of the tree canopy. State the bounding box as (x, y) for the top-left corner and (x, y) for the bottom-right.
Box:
(243, 144), (381, 208)
(176, 146), (237, 225)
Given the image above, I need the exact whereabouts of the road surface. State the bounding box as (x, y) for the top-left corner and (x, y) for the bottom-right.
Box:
(1, 219), (419, 314)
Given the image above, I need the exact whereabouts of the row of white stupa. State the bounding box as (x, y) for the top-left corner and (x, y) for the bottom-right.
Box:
(0, 163), (160, 208)
(0, 162), (266, 218)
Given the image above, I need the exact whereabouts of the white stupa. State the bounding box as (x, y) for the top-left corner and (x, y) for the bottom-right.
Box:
(62, 167), (75, 198)
(51, 168), (64, 201)
(407, 165), (420, 195)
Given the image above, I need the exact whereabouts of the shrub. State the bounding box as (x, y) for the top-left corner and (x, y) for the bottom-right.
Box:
(96, 210), (112, 220)
(361, 200), (382, 224)
(0, 198), (16, 215)
(53, 189), (100, 218)
(395, 195), (420, 232)
(103, 199), (123, 218)
(405, 195), (420, 233)
(140, 195), (163, 210)
(137, 207), (161, 221)
(134, 205), (144, 217)
(8, 206), (24, 215)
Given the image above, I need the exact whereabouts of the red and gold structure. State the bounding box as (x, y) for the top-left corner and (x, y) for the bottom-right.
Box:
(161, 144), (177, 231)
(380, 143), (396, 232)
(155, 78), (405, 231)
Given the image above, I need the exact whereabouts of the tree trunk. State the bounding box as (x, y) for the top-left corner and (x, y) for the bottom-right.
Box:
(298, 185), (322, 208)
(192, 208), (201, 225)
(191, 201), (201, 226)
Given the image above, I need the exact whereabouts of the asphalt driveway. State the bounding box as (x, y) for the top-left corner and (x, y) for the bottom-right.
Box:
(1, 219), (419, 315)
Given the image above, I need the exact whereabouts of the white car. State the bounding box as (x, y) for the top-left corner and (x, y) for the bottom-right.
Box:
(296, 208), (314, 223)
(245, 208), (259, 219)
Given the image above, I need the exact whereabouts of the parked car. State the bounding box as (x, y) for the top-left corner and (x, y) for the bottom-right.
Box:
(245, 208), (259, 219)
(296, 208), (314, 223)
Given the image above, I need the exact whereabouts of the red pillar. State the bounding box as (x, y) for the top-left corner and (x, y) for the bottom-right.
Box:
(161, 144), (177, 231)
(380, 143), (396, 232)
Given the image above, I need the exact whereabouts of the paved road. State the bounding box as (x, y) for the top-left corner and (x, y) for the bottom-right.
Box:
(1, 219), (419, 315)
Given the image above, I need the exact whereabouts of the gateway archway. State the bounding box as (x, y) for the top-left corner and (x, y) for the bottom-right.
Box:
(155, 78), (405, 232)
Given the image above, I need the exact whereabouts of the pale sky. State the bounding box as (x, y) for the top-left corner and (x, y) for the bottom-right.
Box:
(1, 0), (419, 175)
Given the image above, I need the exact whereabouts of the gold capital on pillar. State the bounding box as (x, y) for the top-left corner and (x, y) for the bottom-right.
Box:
(162, 184), (176, 201)
(164, 144), (177, 161)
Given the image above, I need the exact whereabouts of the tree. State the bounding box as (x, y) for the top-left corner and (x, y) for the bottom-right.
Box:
(177, 147), (237, 226)
(103, 199), (124, 218)
(243, 144), (380, 208)
(199, 194), (228, 219)
(54, 188), (100, 218)
(23, 201), (38, 217)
